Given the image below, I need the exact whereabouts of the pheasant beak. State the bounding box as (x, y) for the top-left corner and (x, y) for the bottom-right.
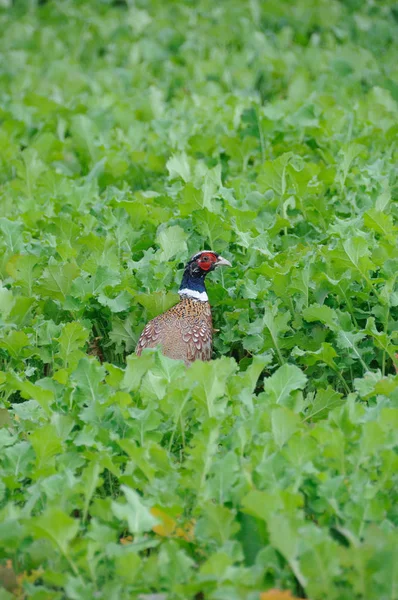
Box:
(215, 256), (232, 267)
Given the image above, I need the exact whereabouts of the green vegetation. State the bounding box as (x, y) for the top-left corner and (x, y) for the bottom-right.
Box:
(1, 0), (398, 598)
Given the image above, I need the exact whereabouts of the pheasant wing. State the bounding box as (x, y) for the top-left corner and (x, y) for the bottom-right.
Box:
(181, 321), (212, 362)
(136, 318), (162, 356)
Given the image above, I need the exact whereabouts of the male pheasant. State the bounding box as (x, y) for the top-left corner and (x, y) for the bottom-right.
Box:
(136, 251), (231, 364)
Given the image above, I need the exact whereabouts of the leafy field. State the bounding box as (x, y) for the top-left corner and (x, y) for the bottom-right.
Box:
(1, 0), (398, 598)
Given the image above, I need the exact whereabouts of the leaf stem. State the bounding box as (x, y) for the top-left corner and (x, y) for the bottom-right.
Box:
(382, 305), (390, 377)
(332, 366), (351, 395)
(267, 328), (284, 365)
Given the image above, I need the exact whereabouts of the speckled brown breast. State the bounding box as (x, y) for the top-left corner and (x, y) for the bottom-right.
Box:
(136, 297), (213, 365)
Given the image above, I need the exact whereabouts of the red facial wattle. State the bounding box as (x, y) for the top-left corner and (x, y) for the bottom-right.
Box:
(197, 252), (218, 271)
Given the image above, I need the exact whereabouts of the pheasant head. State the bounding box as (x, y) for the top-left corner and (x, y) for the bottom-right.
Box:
(178, 251), (232, 302)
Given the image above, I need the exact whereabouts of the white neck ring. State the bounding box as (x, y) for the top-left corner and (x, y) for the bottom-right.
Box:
(178, 288), (208, 302)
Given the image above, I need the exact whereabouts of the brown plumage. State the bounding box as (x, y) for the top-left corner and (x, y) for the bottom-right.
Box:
(136, 296), (213, 363)
(136, 251), (231, 365)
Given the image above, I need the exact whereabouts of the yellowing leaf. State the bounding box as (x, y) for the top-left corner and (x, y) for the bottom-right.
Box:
(151, 507), (176, 537)
(175, 520), (195, 542)
(260, 590), (304, 600)
(151, 507), (195, 542)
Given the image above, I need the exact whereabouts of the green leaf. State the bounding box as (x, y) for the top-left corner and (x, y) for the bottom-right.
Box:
(237, 354), (273, 393)
(201, 164), (222, 211)
(71, 357), (106, 405)
(263, 364), (307, 405)
(342, 237), (375, 276)
(111, 486), (158, 534)
(166, 152), (191, 182)
(0, 284), (14, 319)
(336, 329), (367, 369)
(0, 218), (24, 254)
(57, 322), (89, 367)
(109, 315), (136, 353)
(293, 343), (338, 369)
(268, 514), (299, 562)
(302, 304), (337, 329)
(304, 387), (344, 422)
(114, 551), (142, 584)
(186, 357), (237, 417)
(192, 209), (231, 248)
(81, 462), (102, 521)
(136, 291), (179, 320)
(6, 254), (40, 295)
(7, 374), (54, 415)
(364, 208), (396, 239)
(196, 503), (240, 545)
(123, 352), (156, 391)
(271, 406), (300, 448)
(364, 318), (397, 363)
(97, 291), (131, 313)
(0, 331), (30, 359)
(241, 490), (281, 521)
(71, 266), (121, 298)
(156, 225), (188, 261)
(29, 508), (79, 555)
(30, 424), (63, 470)
(37, 260), (80, 301)
(257, 152), (293, 195)
(250, 303), (291, 360)
(338, 143), (365, 186)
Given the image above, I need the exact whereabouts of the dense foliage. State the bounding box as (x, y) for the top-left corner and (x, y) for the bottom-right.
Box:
(1, 0), (398, 598)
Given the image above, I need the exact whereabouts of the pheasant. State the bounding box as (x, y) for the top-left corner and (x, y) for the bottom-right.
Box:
(136, 251), (231, 364)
